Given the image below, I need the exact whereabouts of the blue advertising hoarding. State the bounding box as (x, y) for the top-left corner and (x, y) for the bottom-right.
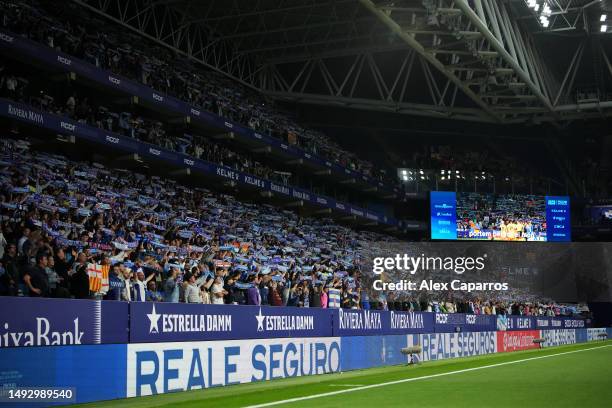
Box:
(0, 297), (128, 347)
(433, 312), (465, 332)
(464, 313), (497, 332)
(388, 310), (435, 335)
(432, 313), (496, 333)
(562, 317), (586, 329)
(332, 309), (433, 337)
(129, 302), (334, 343)
(506, 316), (536, 331)
(331, 309), (385, 337)
(1, 297), (587, 344)
(340, 334), (408, 371)
(406, 331), (497, 362)
(541, 329), (578, 347)
(535, 316), (565, 330)
(125, 337), (341, 397)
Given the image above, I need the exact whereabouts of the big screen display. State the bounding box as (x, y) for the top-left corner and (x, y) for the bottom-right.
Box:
(430, 192), (570, 241)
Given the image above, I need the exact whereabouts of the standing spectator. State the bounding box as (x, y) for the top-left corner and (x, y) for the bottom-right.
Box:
(200, 283), (211, 304)
(118, 263), (132, 301)
(105, 264), (125, 301)
(259, 277), (269, 306)
(310, 284), (322, 308)
(327, 286), (341, 308)
(320, 286), (329, 309)
(1, 244), (19, 296)
(342, 288), (358, 309)
(183, 272), (207, 303)
(4, 74), (18, 100)
(223, 274), (239, 305)
(246, 275), (261, 305)
(23, 253), (49, 297)
(71, 261), (90, 299)
(360, 290), (370, 310)
(268, 281), (283, 306)
(17, 227), (30, 257)
(45, 256), (68, 298)
(53, 249), (71, 292)
(132, 269), (156, 301)
(211, 275), (226, 305)
(145, 280), (163, 302)
(65, 93), (76, 117)
(163, 266), (181, 303)
(300, 283), (310, 308)
(70, 252), (88, 278)
(286, 284), (299, 307)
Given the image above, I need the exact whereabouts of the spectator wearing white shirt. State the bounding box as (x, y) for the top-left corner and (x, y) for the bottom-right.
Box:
(118, 263), (132, 302)
(183, 272), (210, 303)
(211, 275), (227, 305)
(132, 269), (156, 301)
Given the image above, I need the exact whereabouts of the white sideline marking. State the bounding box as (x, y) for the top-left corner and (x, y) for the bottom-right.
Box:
(243, 345), (611, 408)
(328, 384), (364, 387)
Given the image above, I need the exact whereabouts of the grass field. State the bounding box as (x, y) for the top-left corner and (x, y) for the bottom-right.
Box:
(80, 341), (612, 408)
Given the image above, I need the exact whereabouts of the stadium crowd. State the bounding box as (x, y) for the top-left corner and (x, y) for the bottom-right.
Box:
(455, 193), (547, 241)
(0, 138), (376, 308)
(382, 291), (583, 317)
(0, 139), (583, 317)
(0, 0), (397, 188)
(0, 68), (290, 184)
(0, 2), (591, 317)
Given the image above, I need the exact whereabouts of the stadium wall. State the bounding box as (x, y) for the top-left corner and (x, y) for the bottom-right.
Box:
(0, 297), (606, 406)
(1, 297), (591, 347)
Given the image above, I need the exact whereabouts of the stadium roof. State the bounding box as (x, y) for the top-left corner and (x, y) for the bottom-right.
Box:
(74, 0), (612, 124)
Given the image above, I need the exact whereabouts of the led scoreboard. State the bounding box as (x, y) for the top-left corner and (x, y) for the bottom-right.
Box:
(430, 192), (570, 242)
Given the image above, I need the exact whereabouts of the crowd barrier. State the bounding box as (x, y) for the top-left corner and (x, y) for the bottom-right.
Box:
(0, 297), (591, 347)
(0, 298), (604, 406)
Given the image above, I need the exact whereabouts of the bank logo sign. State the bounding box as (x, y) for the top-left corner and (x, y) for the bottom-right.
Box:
(1, 317), (85, 347)
(0, 297), (127, 347)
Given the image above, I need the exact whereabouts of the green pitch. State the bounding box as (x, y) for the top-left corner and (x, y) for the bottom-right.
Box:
(80, 341), (612, 408)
